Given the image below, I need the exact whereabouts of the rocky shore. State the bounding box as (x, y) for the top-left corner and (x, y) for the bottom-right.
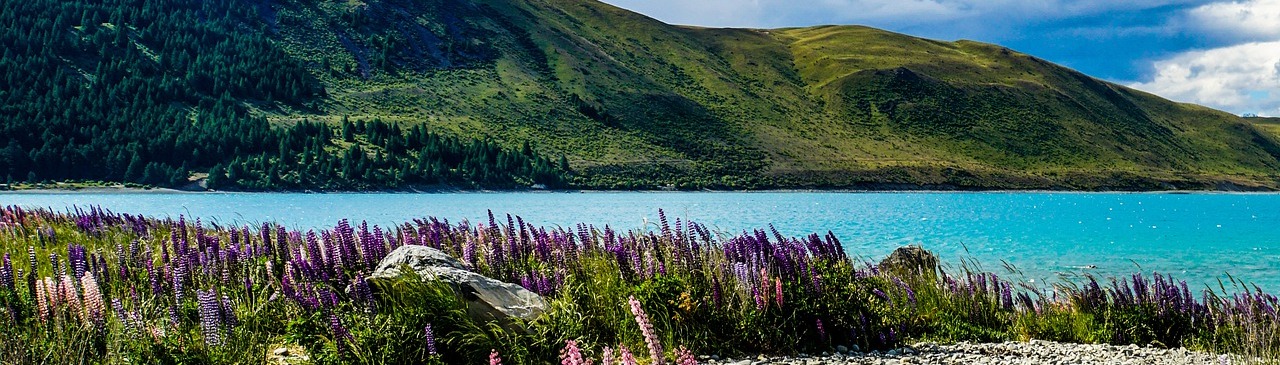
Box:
(704, 341), (1223, 365)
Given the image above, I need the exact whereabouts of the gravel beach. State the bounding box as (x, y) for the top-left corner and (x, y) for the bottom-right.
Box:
(704, 341), (1223, 365)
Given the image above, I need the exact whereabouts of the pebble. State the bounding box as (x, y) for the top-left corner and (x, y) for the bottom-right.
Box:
(702, 341), (1224, 365)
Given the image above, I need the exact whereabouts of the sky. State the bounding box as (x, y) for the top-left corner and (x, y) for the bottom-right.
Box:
(599, 0), (1280, 117)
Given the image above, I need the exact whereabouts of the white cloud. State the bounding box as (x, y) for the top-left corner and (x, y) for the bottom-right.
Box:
(1184, 0), (1280, 41)
(1126, 0), (1280, 115)
(1129, 41), (1280, 116)
(600, 0), (1201, 30)
(600, 0), (1280, 114)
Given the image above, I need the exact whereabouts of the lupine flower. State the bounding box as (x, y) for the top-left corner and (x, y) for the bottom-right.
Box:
(60, 275), (82, 321)
(559, 339), (590, 365)
(601, 347), (615, 365)
(774, 278), (784, 308)
(675, 346), (696, 365)
(618, 347), (639, 365)
(34, 278), (49, 323)
(816, 318), (828, 342)
(711, 278), (723, 306)
(81, 274), (105, 328)
(173, 260), (186, 303)
(330, 313), (353, 353)
(753, 287), (765, 310)
(628, 296), (663, 365)
(489, 349), (503, 365)
(1001, 283), (1014, 311)
(27, 245), (37, 278)
(168, 305), (180, 331)
(220, 295), (239, 327)
(424, 324), (438, 356)
(197, 289), (222, 346)
(873, 288), (890, 302)
(464, 238), (477, 268)
(0, 253), (12, 291)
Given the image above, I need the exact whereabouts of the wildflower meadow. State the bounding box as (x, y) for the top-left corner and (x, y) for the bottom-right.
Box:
(0, 206), (1276, 364)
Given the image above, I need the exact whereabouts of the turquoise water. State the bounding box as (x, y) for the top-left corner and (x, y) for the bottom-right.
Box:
(3, 191), (1279, 292)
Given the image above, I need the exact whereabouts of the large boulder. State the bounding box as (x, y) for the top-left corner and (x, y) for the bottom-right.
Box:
(879, 246), (939, 278)
(368, 245), (547, 329)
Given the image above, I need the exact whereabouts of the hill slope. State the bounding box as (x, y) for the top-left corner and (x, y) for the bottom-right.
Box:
(3, 0), (1279, 190)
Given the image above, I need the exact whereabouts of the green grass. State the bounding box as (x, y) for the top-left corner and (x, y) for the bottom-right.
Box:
(228, 0), (1280, 190)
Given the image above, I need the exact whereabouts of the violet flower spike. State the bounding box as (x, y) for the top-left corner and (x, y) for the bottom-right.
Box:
(424, 323), (438, 356)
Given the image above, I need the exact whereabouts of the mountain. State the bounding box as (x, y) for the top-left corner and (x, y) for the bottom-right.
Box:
(3, 0), (1278, 190)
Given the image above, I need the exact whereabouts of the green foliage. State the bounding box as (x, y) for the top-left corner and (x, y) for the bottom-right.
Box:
(6, 207), (1280, 364)
(0, 0), (569, 191)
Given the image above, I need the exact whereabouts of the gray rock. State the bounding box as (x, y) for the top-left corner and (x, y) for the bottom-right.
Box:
(879, 246), (938, 277)
(837, 345), (850, 354)
(369, 245), (547, 329)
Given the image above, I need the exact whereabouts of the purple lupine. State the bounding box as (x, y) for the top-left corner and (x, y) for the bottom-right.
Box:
(753, 286), (765, 310)
(463, 237), (477, 268)
(873, 288), (890, 302)
(1001, 284), (1014, 311)
(329, 313), (353, 353)
(220, 295), (239, 328)
(27, 245), (37, 278)
(424, 324), (438, 356)
(173, 257), (186, 303)
(197, 289), (222, 346)
(49, 253), (61, 277)
(0, 253), (12, 291)
(305, 231), (324, 275)
(353, 275), (376, 312)
(816, 318), (828, 343)
(711, 277), (723, 306)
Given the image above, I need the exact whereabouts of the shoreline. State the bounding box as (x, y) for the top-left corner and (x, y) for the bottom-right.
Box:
(4, 186), (1279, 194)
(709, 340), (1225, 365)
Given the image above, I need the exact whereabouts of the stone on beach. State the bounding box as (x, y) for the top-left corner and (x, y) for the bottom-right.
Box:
(879, 246), (939, 277)
(368, 245), (547, 330)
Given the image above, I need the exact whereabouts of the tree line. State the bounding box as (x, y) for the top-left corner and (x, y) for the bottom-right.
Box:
(0, 0), (567, 190)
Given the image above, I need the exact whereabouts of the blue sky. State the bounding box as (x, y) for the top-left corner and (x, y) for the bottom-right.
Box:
(599, 0), (1280, 116)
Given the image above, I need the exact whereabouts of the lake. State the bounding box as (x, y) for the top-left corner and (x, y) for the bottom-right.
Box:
(3, 191), (1279, 292)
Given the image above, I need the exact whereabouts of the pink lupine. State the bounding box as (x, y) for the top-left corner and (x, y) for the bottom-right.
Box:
(43, 277), (59, 309)
(34, 279), (49, 323)
(601, 346), (615, 365)
(81, 274), (105, 328)
(489, 349), (503, 365)
(60, 275), (81, 321)
(628, 296), (663, 364)
(675, 346), (697, 365)
(774, 278), (783, 308)
(618, 347), (639, 365)
(560, 340), (592, 365)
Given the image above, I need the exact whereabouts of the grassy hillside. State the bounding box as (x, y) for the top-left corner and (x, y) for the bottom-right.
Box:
(253, 0), (1280, 190)
(4, 0), (1279, 190)
(1248, 117), (1280, 140)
